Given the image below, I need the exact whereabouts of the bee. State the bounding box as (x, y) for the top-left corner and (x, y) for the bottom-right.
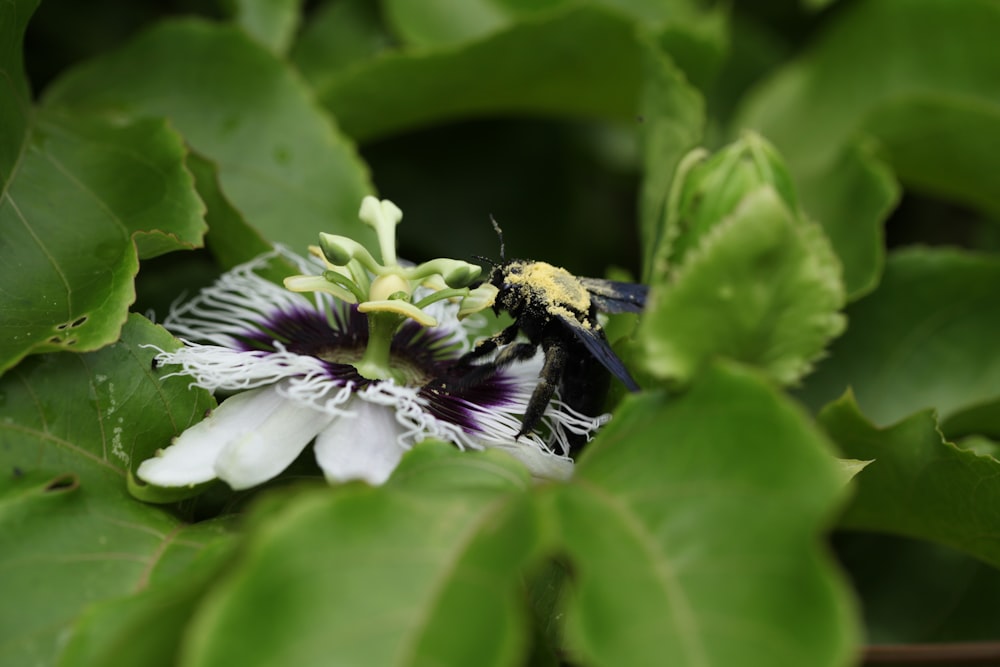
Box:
(458, 219), (647, 445)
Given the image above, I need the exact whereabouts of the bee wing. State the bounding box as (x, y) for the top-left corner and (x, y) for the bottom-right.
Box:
(578, 277), (648, 314)
(558, 316), (641, 392)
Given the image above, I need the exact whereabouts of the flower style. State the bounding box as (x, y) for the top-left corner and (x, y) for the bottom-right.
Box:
(135, 197), (609, 493)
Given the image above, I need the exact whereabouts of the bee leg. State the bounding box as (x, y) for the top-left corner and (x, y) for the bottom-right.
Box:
(518, 340), (568, 439)
(435, 325), (533, 392)
(458, 341), (536, 387)
(459, 323), (520, 363)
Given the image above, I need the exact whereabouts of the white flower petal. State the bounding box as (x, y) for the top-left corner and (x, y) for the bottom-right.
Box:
(314, 399), (405, 485)
(136, 386), (283, 487)
(489, 442), (575, 481)
(213, 386), (336, 490)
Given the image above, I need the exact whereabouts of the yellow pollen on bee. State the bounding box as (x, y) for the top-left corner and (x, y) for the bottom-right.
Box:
(508, 262), (591, 312)
(548, 304), (596, 329)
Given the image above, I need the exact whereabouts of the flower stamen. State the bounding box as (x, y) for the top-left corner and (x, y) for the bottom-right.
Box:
(285, 196), (488, 380)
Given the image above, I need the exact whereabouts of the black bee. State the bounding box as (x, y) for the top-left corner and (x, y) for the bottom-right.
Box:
(459, 220), (647, 445)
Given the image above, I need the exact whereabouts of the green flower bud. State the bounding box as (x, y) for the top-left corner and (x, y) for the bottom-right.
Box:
(458, 283), (498, 318)
(443, 263), (481, 289)
(671, 132), (800, 266)
(318, 233), (356, 266)
(405, 258), (482, 288)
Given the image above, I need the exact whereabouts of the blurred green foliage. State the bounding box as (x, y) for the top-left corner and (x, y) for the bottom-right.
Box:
(4, 0), (1000, 665)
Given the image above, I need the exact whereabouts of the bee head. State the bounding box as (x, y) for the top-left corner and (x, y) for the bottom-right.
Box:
(490, 260), (531, 314)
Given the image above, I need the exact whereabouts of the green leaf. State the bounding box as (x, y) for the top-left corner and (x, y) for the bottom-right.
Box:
(736, 0), (1000, 297)
(0, 314), (215, 489)
(793, 139), (896, 299)
(2, 0), (202, 377)
(836, 458), (872, 485)
(639, 186), (845, 385)
(836, 533), (1000, 644)
(186, 151), (296, 279)
(802, 0), (838, 9)
(383, 0), (512, 47)
(554, 363), (857, 666)
(799, 247), (1000, 427)
(229, 0), (301, 55)
(943, 398), (1000, 443)
(0, 0), (35, 182)
(820, 392), (1000, 568)
(382, 0), (720, 50)
(306, 6), (647, 142)
(636, 36), (705, 276)
(55, 525), (235, 667)
(291, 0), (393, 87)
(864, 95), (1000, 215)
(45, 18), (374, 254)
(0, 315), (219, 665)
(182, 442), (541, 667)
(653, 11), (729, 93)
(0, 108), (205, 372)
(0, 472), (229, 667)
(188, 150), (271, 267)
(954, 434), (1000, 460)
